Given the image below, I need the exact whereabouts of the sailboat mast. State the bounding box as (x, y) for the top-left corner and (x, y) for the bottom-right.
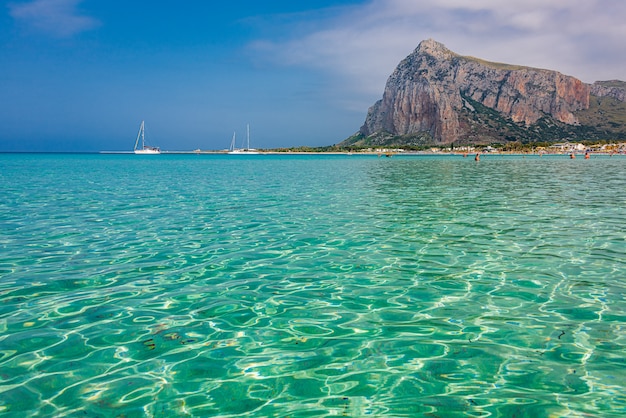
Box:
(134, 120), (145, 151)
(247, 123), (250, 150)
(141, 121), (145, 149)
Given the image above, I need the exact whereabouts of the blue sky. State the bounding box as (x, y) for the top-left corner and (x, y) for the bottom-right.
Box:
(2, 0), (626, 152)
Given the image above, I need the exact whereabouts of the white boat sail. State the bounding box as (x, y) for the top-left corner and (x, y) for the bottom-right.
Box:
(133, 121), (160, 154)
(228, 131), (238, 153)
(227, 124), (259, 154)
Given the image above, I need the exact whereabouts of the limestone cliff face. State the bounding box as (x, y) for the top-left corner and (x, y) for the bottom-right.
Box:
(359, 39), (593, 144)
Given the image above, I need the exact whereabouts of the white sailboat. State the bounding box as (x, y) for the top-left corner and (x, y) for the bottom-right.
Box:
(133, 121), (160, 154)
(227, 124), (259, 154)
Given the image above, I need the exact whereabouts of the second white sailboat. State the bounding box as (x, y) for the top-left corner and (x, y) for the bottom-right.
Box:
(227, 124), (259, 154)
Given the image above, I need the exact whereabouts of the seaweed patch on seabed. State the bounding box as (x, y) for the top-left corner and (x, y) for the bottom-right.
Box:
(536, 328), (570, 356)
(342, 397), (349, 416)
(141, 325), (196, 352)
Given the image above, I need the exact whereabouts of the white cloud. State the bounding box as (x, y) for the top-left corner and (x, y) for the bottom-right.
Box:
(9, 0), (98, 37)
(250, 0), (626, 109)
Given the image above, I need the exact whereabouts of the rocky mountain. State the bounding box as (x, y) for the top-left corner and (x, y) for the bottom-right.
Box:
(342, 39), (626, 147)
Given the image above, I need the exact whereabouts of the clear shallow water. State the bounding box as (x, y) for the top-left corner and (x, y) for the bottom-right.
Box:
(1, 153), (625, 417)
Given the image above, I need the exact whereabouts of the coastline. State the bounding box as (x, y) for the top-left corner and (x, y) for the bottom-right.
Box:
(96, 150), (626, 156)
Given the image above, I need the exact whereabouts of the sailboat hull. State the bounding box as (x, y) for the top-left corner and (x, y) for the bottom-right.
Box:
(227, 149), (259, 155)
(134, 148), (161, 154)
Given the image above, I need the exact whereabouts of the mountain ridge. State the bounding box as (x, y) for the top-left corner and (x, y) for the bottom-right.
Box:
(342, 39), (626, 147)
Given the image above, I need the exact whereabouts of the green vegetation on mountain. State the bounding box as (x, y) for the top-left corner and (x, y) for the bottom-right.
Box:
(575, 95), (626, 136)
(456, 94), (626, 144)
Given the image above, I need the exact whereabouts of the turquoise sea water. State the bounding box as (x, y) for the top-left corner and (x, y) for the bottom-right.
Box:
(1, 153), (625, 417)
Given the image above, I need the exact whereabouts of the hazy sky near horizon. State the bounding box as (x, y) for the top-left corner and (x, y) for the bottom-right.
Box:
(2, 0), (625, 151)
